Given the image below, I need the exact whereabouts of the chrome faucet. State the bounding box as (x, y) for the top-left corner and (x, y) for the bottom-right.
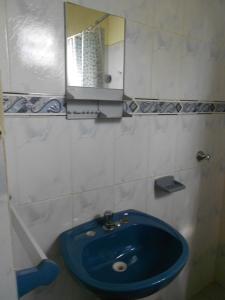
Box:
(102, 211), (129, 231)
(103, 210), (116, 231)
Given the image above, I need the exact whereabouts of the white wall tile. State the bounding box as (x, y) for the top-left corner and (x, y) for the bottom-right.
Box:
(125, 21), (153, 98)
(152, 31), (183, 100)
(169, 168), (201, 242)
(183, 0), (207, 40)
(6, 0), (65, 94)
(119, 0), (156, 26)
(71, 119), (115, 193)
(197, 42), (221, 101)
(15, 195), (73, 256)
(115, 116), (149, 184)
(11, 228), (33, 270)
(72, 186), (115, 226)
(218, 64), (225, 101)
(5, 117), (72, 204)
(0, 140), (17, 299)
(0, 201), (18, 300)
(72, 0), (118, 17)
(180, 38), (205, 100)
(207, 116), (225, 166)
(115, 179), (147, 212)
(217, 44), (225, 101)
(4, 118), (20, 201)
(154, 0), (184, 34)
(0, 0), (10, 91)
(216, 196), (225, 286)
(203, 0), (225, 44)
(192, 165), (224, 256)
(196, 165), (223, 225)
(0, 139), (8, 200)
(148, 115), (178, 177)
(175, 115), (215, 171)
(180, 36), (223, 102)
(146, 177), (173, 226)
(68, 0), (156, 26)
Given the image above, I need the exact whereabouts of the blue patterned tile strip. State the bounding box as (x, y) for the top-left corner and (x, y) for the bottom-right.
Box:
(3, 94), (66, 114)
(124, 99), (225, 115)
(3, 93), (225, 115)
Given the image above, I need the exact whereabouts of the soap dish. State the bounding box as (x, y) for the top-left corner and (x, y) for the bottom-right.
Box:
(155, 176), (185, 193)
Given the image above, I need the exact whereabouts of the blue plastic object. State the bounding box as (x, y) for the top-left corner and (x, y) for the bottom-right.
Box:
(16, 259), (60, 298)
(60, 210), (189, 300)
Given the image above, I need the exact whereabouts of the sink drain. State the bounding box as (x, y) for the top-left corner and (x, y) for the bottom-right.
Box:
(112, 261), (127, 272)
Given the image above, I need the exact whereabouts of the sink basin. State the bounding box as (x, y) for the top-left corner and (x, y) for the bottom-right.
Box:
(60, 210), (189, 299)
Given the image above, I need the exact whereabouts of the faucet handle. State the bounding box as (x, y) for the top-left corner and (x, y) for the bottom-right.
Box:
(103, 210), (113, 223)
(104, 210), (113, 216)
(103, 210), (115, 230)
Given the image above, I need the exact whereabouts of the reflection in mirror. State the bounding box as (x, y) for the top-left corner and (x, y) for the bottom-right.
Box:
(65, 3), (125, 90)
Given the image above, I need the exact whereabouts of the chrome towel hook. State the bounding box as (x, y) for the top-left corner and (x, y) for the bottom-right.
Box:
(196, 151), (211, 161)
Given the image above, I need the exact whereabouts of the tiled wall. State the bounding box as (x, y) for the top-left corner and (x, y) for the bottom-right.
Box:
(2, 0), (225, 100)
(0, 138), (18, 300)
(4, 114), (225, 300)
(216, 197), (225, 288)
(0, 83), (17, 299)
(1, 0), (225, 300)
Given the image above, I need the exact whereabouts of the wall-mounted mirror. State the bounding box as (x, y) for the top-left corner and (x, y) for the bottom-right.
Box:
(65, 3), (125, 101)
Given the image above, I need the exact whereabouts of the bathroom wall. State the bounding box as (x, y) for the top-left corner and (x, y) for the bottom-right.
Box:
(1, 0), (225, 299)
(216, 192), (225, 287)
(0, 141), (18, 300)
(0, 84), (18, 299)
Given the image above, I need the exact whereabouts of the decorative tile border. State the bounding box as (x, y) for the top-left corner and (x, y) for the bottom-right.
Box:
(3, 94), (66, 114)
(124, 98), (225, 115)
(3, 93), (225, 116)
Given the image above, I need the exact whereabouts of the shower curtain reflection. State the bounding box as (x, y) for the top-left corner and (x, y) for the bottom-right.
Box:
(67, 27), (104, 88)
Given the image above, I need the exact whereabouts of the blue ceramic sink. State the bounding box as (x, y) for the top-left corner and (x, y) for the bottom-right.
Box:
(60, 210), (189, 299)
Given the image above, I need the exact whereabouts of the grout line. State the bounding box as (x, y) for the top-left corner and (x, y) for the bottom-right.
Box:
(11, 165), (206, 207)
